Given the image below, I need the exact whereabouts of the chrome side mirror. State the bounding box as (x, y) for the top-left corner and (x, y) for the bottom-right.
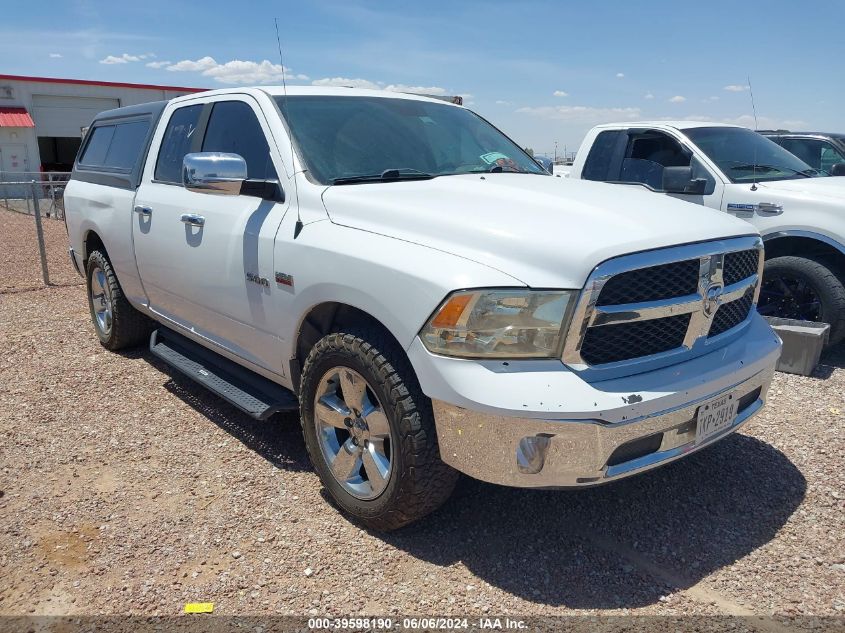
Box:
(182, 152), (247, 196)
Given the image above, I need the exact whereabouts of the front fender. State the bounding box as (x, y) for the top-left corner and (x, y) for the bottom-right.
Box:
(275, 219), (524, 361)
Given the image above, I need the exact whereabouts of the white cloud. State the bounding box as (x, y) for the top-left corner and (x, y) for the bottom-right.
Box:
(312, 77), (381, 89)
(166, 56), (218, 72)
(164, 57), (308, 84)
(384, 84), (447, 95)
(616, 72), (625, 78)
(146, 60), (172, 69)
(644, 92), (654, 100)
(553, 90), (568, 97)
(517, 104), (641, 122)
(100, 52), (155, 64)
(100, 54), (132, 64)
(205, 60), (308, 84)
(49, 53), (62, 58)
(495, 100), (512, 105)
(669, 95), (686, 103)
(708, 96), (720, 101)
(724, 84), (749, 92)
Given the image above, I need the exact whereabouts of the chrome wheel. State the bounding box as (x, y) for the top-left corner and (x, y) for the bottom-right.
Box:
(313, 367), (393, 500)
(89, 266), (113, 336)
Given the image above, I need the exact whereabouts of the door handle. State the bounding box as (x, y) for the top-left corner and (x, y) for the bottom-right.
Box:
(134, 205), (152, 217)
(756, 202), (783, 216)
(180, 213), (205, 227)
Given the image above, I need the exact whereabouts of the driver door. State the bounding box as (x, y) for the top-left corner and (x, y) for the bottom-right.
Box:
(132, 96), (291, 373)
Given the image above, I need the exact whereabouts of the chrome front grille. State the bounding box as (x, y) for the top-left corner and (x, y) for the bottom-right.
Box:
(580, 313), (691, 365)
(723, 249), (760, 285)
(596, 258), (699, 306)
(562, 236), (764, 372)
(709, 288), (755, 337)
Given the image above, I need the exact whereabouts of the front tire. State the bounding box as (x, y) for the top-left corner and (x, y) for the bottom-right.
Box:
(299, 329), (458, 530)
(758, 255), (845, 346)
(85, 250), (151, 350)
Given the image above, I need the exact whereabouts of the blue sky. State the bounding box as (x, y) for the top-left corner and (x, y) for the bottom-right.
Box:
(3, 0), (842, 157)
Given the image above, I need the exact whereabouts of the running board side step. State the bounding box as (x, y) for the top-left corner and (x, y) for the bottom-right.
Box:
(149, 328), (298, 420)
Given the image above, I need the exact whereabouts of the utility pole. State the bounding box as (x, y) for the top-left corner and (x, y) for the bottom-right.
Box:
(554, 141), (558, 163)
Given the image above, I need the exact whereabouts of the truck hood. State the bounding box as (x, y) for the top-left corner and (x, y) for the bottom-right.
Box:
(321, 174), (757, 288)
(756, 176), (845, 203)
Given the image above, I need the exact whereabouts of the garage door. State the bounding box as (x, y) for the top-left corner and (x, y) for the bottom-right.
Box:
(31, 95), (120, 138)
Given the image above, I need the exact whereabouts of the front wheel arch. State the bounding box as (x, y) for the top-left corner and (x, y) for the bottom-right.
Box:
(291, 302), (405, 394)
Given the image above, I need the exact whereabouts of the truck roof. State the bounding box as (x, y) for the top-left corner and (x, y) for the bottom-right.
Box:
(168, 85), (463, 106)
(593, 120), (742, 131)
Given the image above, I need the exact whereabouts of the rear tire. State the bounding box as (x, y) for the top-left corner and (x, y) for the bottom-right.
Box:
(758, 255), (845, 346)
(85, 250), (151, 350)
(299, 329), (458, 531)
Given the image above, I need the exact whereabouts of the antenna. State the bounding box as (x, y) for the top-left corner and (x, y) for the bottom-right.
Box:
(275, 17), (304, 237)
(747, 75), (759, 191)
(747, 75), (759, 130)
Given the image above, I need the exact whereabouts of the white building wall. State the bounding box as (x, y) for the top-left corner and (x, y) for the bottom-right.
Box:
(0, 77), (201, 173)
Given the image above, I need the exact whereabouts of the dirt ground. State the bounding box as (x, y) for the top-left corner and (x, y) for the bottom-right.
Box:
(0, 208), (843, 623)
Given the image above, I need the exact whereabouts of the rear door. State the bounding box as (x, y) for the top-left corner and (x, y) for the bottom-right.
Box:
(132, 95), (291, 373)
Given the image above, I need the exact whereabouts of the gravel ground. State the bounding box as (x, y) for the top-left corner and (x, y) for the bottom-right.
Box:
(0, 207), (80, 292)
(0, 219), (843, 622)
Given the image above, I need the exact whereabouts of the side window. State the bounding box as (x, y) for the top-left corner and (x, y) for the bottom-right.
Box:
(620, 132), (691, 189)
(201, 101), (277, 180)
(79, 125), (116, 166)
(582, 130), (622, 181)
(820, 144), (845, 173)
(780, 138), (824, 170)
(102, 121), (150, 170)
(78, 120), (151, 171)
(154, 104), (203, 183)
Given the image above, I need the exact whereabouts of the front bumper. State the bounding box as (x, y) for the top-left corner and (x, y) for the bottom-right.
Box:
(410, 314), (781, 488)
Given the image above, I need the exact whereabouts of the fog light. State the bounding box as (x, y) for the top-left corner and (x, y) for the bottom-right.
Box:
(516, 435), (552, 474)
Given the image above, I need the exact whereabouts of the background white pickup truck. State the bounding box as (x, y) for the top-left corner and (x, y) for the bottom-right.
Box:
(568, 121), (845, 345)
(64, 89), (780, 529)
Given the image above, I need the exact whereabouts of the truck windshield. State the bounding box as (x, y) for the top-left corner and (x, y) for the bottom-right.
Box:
(682, 126), (825, 183)
(274, 95), (546, 184)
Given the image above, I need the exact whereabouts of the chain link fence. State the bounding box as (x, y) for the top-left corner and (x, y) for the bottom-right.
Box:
(0, 172), (81, 292)
(0, 171), (69, 220)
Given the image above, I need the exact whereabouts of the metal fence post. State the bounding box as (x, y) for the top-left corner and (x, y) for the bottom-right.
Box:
(31, 180), (50, 286)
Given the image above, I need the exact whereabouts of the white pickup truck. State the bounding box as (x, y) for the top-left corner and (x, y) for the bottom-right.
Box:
(64, 88), (781, 529)
(569, 121), (845, 344)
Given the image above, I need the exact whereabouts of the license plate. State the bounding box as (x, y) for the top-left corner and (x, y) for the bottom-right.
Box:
(696, 392), (738, 445)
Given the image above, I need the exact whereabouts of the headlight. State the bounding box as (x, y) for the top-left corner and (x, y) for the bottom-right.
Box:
(420, 289), (577, 359)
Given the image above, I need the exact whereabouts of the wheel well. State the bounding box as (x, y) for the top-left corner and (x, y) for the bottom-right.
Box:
(764, 236), (845, 269)
(291, 302), (402, 393)
(83, 230), (107, 269)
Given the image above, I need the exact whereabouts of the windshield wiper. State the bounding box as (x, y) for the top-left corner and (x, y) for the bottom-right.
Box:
(728, 163), (811, 177)
(798, 168), (824, 177)
(332, 168), (434, 185)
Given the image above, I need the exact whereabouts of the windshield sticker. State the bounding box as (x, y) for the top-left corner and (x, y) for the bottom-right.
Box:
(480, 152), (510, 164)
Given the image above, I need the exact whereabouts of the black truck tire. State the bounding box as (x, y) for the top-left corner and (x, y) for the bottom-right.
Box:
(759, 255), (845, 346)
(85, 250), (151, 350)
(299, 328), (458, 531)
